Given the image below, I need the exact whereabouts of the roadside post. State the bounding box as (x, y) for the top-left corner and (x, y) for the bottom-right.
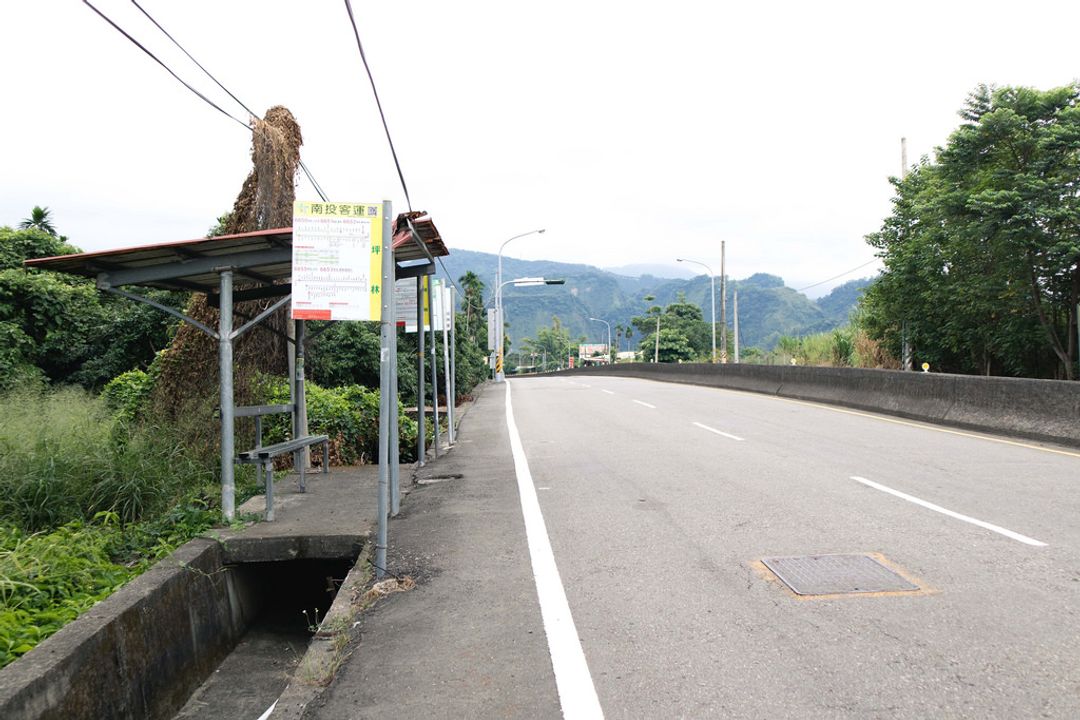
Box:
(430, 279), (441, 458)
(442, 283), (454, 445)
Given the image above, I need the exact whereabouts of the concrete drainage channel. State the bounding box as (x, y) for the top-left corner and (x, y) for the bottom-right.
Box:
(174, 554), (360, 720)
(0, 534), (371, 720)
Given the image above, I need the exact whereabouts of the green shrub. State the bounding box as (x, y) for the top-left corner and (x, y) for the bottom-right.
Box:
(101, 369), (152, 422)
(0, 494), (219, 668)
(0, 521), (136, 667)
(259, 376), (418, 464)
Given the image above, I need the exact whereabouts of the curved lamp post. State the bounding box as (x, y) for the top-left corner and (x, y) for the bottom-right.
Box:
(496, 229), (545, 381)
(496, 276), (564, 377)
(588, 317), (612, 364)
(676, 257), (716, 363)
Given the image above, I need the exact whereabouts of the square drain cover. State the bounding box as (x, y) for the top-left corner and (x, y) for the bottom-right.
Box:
(761, 554), (918, 595)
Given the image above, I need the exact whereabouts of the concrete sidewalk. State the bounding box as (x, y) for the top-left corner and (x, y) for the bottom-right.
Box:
(301, 382), (560, 719)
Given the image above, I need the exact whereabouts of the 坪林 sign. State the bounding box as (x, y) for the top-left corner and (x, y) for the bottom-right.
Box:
(291, 201), (383, 321)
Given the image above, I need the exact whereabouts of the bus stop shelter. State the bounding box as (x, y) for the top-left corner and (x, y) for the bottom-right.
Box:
(25, 209), (448, 574)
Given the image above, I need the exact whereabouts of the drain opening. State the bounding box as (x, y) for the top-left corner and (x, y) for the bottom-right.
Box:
(761, 554), (919, 596)
(173, 556), (357, 720)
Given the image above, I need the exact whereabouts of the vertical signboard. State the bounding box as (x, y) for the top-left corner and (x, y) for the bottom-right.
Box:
(487, 308), (499, 351)
(394, 276), (432, 332)
(291, 200), (383, 321)
(393, 277), (453, 333)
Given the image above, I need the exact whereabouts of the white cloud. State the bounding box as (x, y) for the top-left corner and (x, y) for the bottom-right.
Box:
(3, 0), (1077, 295)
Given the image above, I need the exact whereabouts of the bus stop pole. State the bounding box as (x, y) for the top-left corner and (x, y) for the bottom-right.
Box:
(442, 283), (454, 445)
(430, 280), (441, 458)
(376, 200), (393, 578)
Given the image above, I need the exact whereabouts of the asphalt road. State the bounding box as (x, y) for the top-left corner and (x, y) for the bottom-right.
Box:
(505, 374), (1080, 718)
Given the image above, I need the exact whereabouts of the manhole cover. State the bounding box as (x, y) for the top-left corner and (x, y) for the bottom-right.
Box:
(761, 554), (918, 595)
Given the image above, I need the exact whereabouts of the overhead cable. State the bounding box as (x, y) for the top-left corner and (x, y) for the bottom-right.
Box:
(796, 258), (880, 292)
(85, 0), (329, 201)
(343, 0), (413, 212)
(129, 0), (329, 202)
(83, 0), (249, 130)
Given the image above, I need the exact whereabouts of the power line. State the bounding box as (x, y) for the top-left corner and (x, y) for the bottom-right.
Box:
(130, 0), (256, 119)
(343, 0), (413, 212)
(796, 258), (880, 293)
(85, 0), (329, 202)
(129, 0), (328, 202)
(83, 0), (249, 130)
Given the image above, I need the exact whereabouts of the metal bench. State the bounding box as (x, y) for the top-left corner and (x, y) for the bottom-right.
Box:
(234, 402), (329, 521)
(236, 434), (329, 521)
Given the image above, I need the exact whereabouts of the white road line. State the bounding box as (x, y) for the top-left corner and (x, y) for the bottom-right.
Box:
(851, 476), (1048, 547)
(257, 701), (277, 720)
(600, 389), (615, 395)
(692, 421), (744, 442)
(579, 383), (592, 388)
(505, 382), (605, 719)
(633, 400), (656, 409)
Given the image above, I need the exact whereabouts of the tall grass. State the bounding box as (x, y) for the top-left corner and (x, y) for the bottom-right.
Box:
(0, 387), (221, 667)
(0, 387), (214, 531)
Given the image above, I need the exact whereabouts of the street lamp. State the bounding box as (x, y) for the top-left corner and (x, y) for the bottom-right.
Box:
(496, 229), (545, 381)
(676, 257), (716, 363)
(495, 277), (564, 379)
(588, 317), (612, 364)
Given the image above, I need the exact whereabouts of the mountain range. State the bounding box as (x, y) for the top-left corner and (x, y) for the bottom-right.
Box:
(434, 249), (873, 351)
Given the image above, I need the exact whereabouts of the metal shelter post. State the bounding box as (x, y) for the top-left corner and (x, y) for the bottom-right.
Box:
(219, 270), (236, 520)
(442, 283), (454, 446)
(416, 276), (426, 466)
(376, 200), (393, 578)
(430, 280), (441, 458)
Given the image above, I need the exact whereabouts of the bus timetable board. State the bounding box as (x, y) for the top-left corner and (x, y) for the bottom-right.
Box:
(291, 200), (383, 321)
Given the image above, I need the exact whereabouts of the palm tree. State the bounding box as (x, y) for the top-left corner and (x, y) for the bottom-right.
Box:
(457, 271), (486, 341)
(19, 206), (57, 236)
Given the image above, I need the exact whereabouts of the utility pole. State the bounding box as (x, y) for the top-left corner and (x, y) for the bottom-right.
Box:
(733, 290), (740, 363)
(720, 240), (727, 363)
(654, 313), (660, 363)
(901, 137), (913, 371)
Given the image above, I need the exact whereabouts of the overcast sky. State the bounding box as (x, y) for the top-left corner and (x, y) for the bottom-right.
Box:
(3, 1), (1078, 296)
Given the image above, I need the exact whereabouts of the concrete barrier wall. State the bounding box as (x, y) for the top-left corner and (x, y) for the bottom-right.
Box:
(552, 363), (1080, 447)
(0, 539), (263, 720)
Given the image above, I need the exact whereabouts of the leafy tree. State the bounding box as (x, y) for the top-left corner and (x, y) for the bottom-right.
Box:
(0, 226), (183, 389)
(18, 206), (57, 236)
(457, 271), (486, 344)
(629, 293), (710, 362)
(522, 316), (577, 368)
(863, 83), (1080, 379)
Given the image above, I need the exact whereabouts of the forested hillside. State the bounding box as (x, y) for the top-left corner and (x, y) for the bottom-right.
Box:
(436, 249), (870, 350)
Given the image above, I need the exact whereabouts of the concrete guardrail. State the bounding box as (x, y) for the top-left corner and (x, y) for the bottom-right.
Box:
(548, 363), (1080, 448)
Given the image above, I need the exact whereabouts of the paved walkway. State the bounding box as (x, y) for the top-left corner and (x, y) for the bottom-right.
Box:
(302, 382), (560, 719)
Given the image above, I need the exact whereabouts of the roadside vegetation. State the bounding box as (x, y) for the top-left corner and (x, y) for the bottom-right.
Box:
(863, 84), (1080, 379)
(0, 213), (489, 668)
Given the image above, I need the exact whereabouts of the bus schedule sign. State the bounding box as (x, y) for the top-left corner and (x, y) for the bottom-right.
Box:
(291, 200), (383, 321)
